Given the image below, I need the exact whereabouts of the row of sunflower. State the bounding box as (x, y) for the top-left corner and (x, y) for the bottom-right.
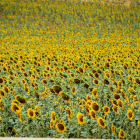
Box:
(0, 0), (140, 138)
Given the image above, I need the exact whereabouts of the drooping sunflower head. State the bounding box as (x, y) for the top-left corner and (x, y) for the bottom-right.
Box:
(0, 77), (4, 84)
(103, 79), (110, 85)
(97, 117), (106, 128)
(112, 104), (119, 114)
(91, 102), (100, 112)
(66, 107), (73, 119)
(15, 96), (26, 104)
(42, 79), (48, 85)
(89, 110), (97, 119)
(85, 104), (90, 113)
(35, 111), (39, 118)
(118, 129), (125, 138)
(77, 112), (85, 125)
(53, 85), (62, 94)
(93, 79), (99, 85)
(11, 103), (21, 114)
(0, 89), (6, 97)
(71, 87), (76, 94)
(50, 120), (54, 128)
(111, 126), (115, 134)
(78, 67), (84, 74)
(60, 91), (70, 103)
(113, 94), (120, 100)
(56, 122), (66, 133)
(92, 88), (98, 97)
(51, 111), (56, 122)
(28, 108), (35, 119)
(103, 106), (110, 114)
(117, 99), (123, 109)
(127, 109), (134, 120)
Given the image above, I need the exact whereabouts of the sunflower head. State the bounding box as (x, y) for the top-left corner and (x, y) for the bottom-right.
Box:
(111, 126), (115, 134)
(103, 106), (110, 114)
(16, 96), (26, 104)
(28, 108), (35, 119)
(118, 129), (125, 138)
(117, 99), (123, 109)
(127, 109), (134, 120)
(11, 103), (21, 114)
(92, 88), (98, 97)
(103, 79), (110, 85)
(77, 112), (85, 125)
(97, 117), (106, 128)
(93, 79), (99, 85)
(91, 102), (100, 112)
(112, 104), (119, 114)
(89, 110), (97, 119)
(53, 85), (62, 94)
(56, 122), (66, 133)
(51, 111), (56, 122)
(60, 91), (70, 103)
(50, 120), (54, 128)
(0, 77), (4, 84)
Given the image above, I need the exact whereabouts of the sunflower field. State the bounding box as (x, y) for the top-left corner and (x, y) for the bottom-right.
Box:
(0, 0), (140, 139)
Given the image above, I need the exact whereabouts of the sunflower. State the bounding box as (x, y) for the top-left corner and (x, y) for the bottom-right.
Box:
(94, 73), (99, 79)
(78, 67), (84, 74)
(53, 85), (62, 94)
(56, 122), (66, 133)
(127, 109), (134, 120)
(104, 62), (110, 68)
(92, 88), (98, 97)
(0, 102), (4, 110)
(123, 64), (128, 70)
(51, 111), (56, 122)
(112, 104), (119, 114)
(91, 102), (100, 112)
(71, 87), (76, 94)
(77, 112), (85, 125)
(134, 78), (140, 85)
(28, 108), (35, 119)
(3, 86), (9, 94)
(138, 120), (140, 127)
(70, 73), (75, 77)
(60, 91), (70, 103)
(111, 126), (115, 134)
(0, 89), (6, 97)
(128, 75), (133, 82)
(17, 113), (23, 123)
(82, 99), (85, 106)
(11, 103), (21, 114)
(16, 96), (26, 104)
(118, 129), (125, 138)
(103, 79), (110, 85)
(97, 117), (106, 128)
(77, 97), (81, 104)
(66, 107), (73, 119)
(74, 78), (80, 84)
(0, 77), (4, 84)
(35, 112), (39, 118)
(93, 79), (99, 85)
(42, 79), (48, 85)
(85, 104), (90, 113)
(117, 99), (123, 109)
(89, 110), (97, 119)
(103, 106), (110, 114)
(34, 91), (40, 99)
(50, 120), (54, 128)
(118, 81), (122, 87)
(113, 94), (120, 100)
